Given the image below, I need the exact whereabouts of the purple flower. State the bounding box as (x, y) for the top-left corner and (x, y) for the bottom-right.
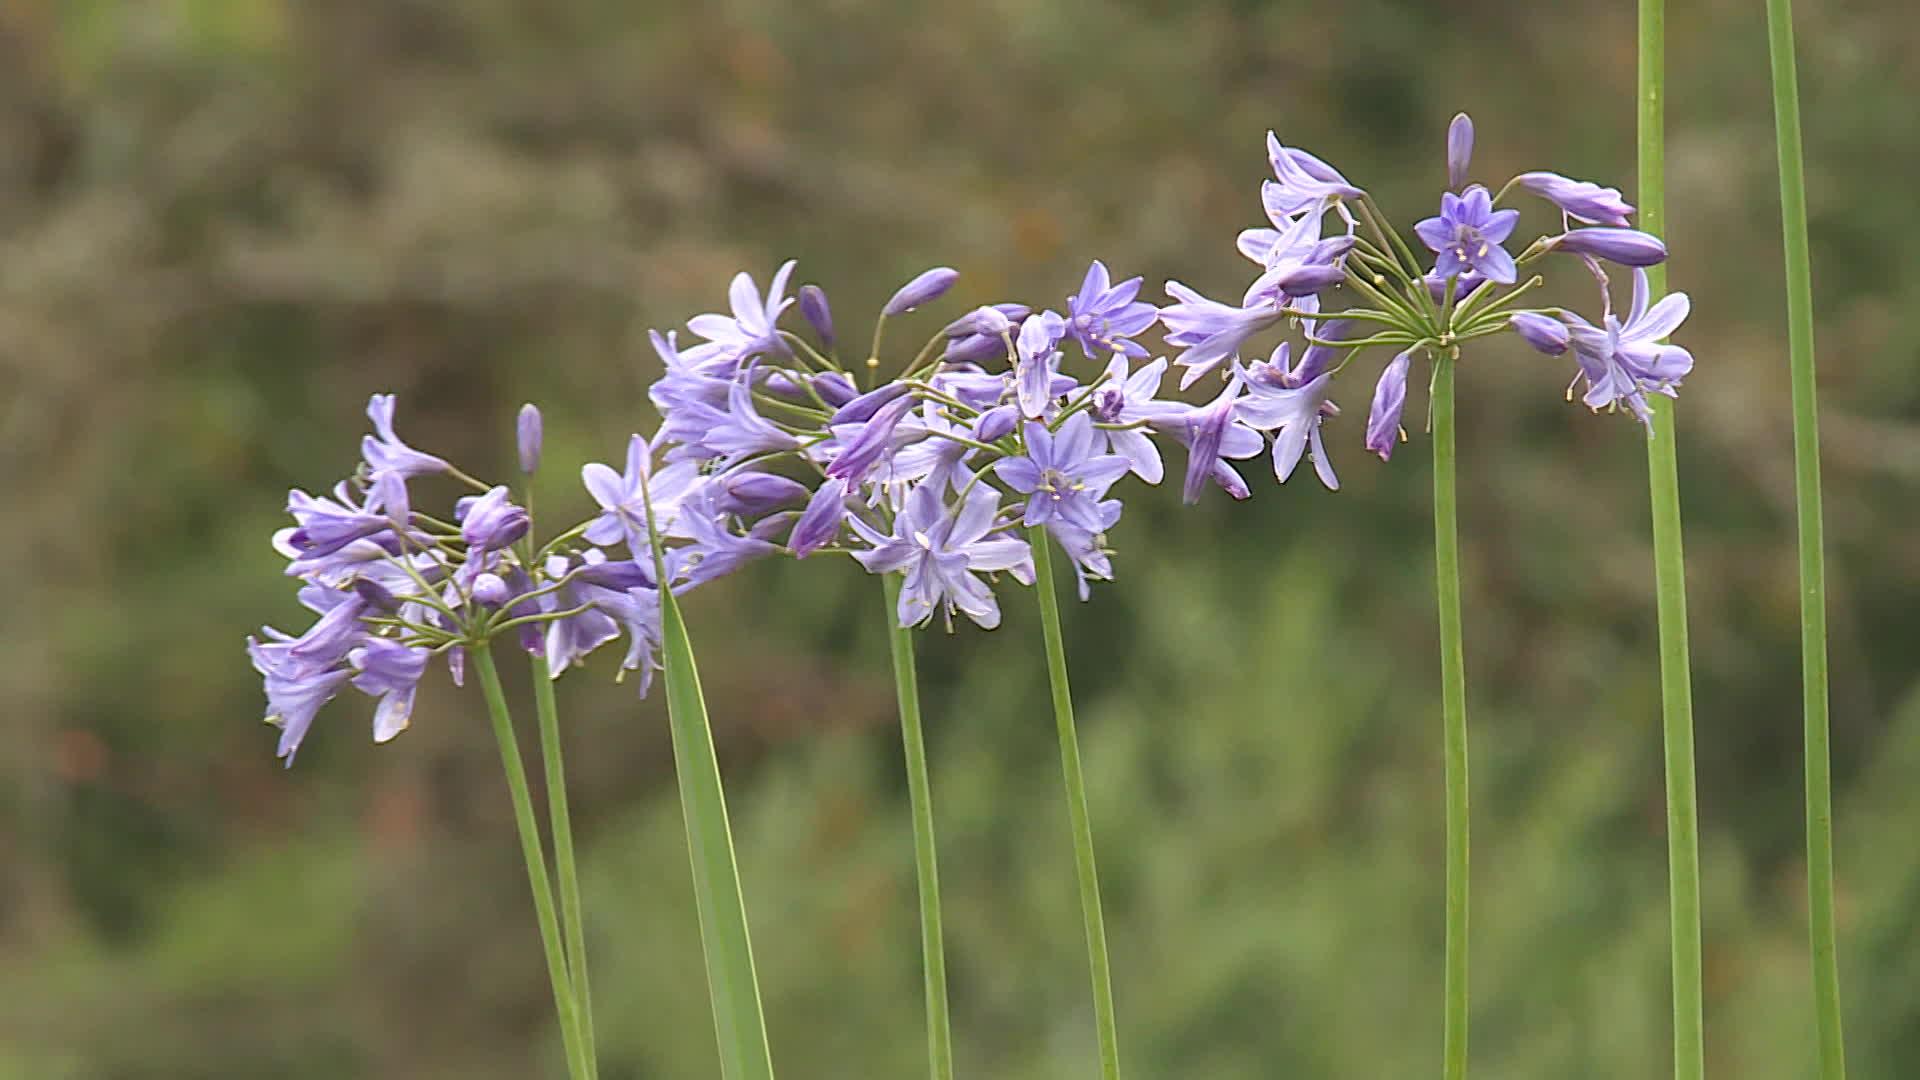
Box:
(470, 572), (511, 607)
(1551, 228), (1668, 268)
(459, 486), (531, 553)
(361, 394), (450, 479)
(517, 403), (543, 475)
(831, 382), (913, 425)
(1510, 311), (1571, 355)
(1065, 260), (1159, 359)
(248, 630), (353, 765)
(713, 469), (809, 516)
(826, 393), (920, 481)
(884, 267), (960, 315)
(1090, 355), (1179, 484)
(1264, 133), (1365, 216)
(284, 487), (395, 562)
(850, 481), (1033, 630)
(582, 434), (701, 550)
(1415, 185), (1521, 285)
(1365, 349), (1414, 461)
(798, 284), (836, 348)
(993, 413), (1130, 535)
(1513, 171), (1635, 227)
(1170, 375), (1246, 504)
(1236, 356), (1341, 490)
(1015, 312), (1067, 418)
(544, 551), (663, 693)
(686, 260), (797, 366)
(1447, 113), (1474, 190)
(1047, 521), (1121, 601)
(1161, 281), (1285, 389)
(1561, 269), (1693, 424)
(286, 587), (371, 666)
(349, 637), (430, 743)
(790, 478), (849, 557)
(673, 489), (783, 589)
(942, 303), (1029, 363)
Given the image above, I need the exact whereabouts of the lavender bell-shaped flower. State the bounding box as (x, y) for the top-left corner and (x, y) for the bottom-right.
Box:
(1365, 349), (1414, 461)
(517, 403), (543, 475)
(1560, 269), (1694, 424)
(350, 637), (431, 743)
(686, 260), (797, 366)
(1510, 312), (1571, 355)
(826, 393), (919, 481)
(1513, 172), (1636, 227)
(362, 393), (451, 479)
(790, 478), (849, 558)
(1161, 282), (1284, 389)
(1552, 228), (1668, 268)
(1446, 113), (1474, 190)
(798, 284), (836, 349)
(1015, 312), (1067, 418)
(884, 267), (960, 316)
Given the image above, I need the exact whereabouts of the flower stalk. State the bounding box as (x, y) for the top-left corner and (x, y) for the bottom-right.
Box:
(1029, 526), (1121, 1080)
(532, 653), (598, 1078)
(1764, 0), (1846, 1073)
(1430, 354), (1470, 1080)
(473, 645), (594, 1080)
(881, 575), (956, 1080)
(1639, 4), (1707, 1076)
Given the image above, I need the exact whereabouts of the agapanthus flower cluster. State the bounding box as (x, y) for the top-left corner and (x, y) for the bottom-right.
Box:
(249, 395), (750, 764)
(1163, 111), (1694, 467)
(254, 112), (1698, 755)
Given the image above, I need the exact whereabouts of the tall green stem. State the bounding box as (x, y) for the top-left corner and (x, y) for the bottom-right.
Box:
(473, 646), (593, 1080)
(881, 577), (956, 1080)
(1430, 356), (1470, 1080)
(1764, 0), (1846, 1074)
(531, 653), (598, 1078)
(1639, 4), (1707, 1076)
(1028, 527), (1120, 1080)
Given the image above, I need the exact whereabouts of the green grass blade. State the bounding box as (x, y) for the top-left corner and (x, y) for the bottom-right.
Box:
(1763, 0), (1847, 1073)
(1639, 3), (1707, 1076)
(652, 580), (775, 1080)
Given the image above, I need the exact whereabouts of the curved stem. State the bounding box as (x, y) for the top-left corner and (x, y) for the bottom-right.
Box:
(880, 577), (955, 1080)
(1028, 528), (1121, 1080)
(1430, 357), (1470, 1080)
(1764, 0), (1845, 1074)
(1640, 5), (1707, 1077)
(531, 653), (598, 1079)
(472, 646), (593, 1080)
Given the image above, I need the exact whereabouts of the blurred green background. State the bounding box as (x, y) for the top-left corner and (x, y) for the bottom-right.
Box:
(4, 1), (1918, 1076)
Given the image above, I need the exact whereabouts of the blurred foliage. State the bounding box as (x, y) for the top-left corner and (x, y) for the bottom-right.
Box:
(3, 0), (1919, 1076)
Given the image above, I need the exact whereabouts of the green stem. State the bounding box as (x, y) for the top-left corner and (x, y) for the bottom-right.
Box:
(880, 576), (956, 1080)
(531, 653), (598, 1079)
(1430, 356), (1470, 1080)
(1028, 528), (1120, 1080)
(1640, 5), (1707, 1077)
(1764, 0), (1845, 1074)
(473, 646), (593, 1080)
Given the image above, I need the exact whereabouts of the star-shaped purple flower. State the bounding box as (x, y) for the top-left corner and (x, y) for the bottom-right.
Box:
(1065, 260), (1159, 359)
(849, 481), (1033, 630)
(1415, 184), (1521, 285)
(1560, 270), (1694, 425)
(992, 413), (1130, 535)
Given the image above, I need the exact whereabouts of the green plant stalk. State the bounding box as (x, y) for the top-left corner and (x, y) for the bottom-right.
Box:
(473, 646), (594, 1080)
(643, 487), (776, 1080)
(1028, 526), (1121, 1080)
(531, 653), (598, 1079)
(1764, 0), (1846, 1074)
(1639, 4), (1707, 1076)
(881, 576), (956, 1080)
(1430, 356), (1470, 1080)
